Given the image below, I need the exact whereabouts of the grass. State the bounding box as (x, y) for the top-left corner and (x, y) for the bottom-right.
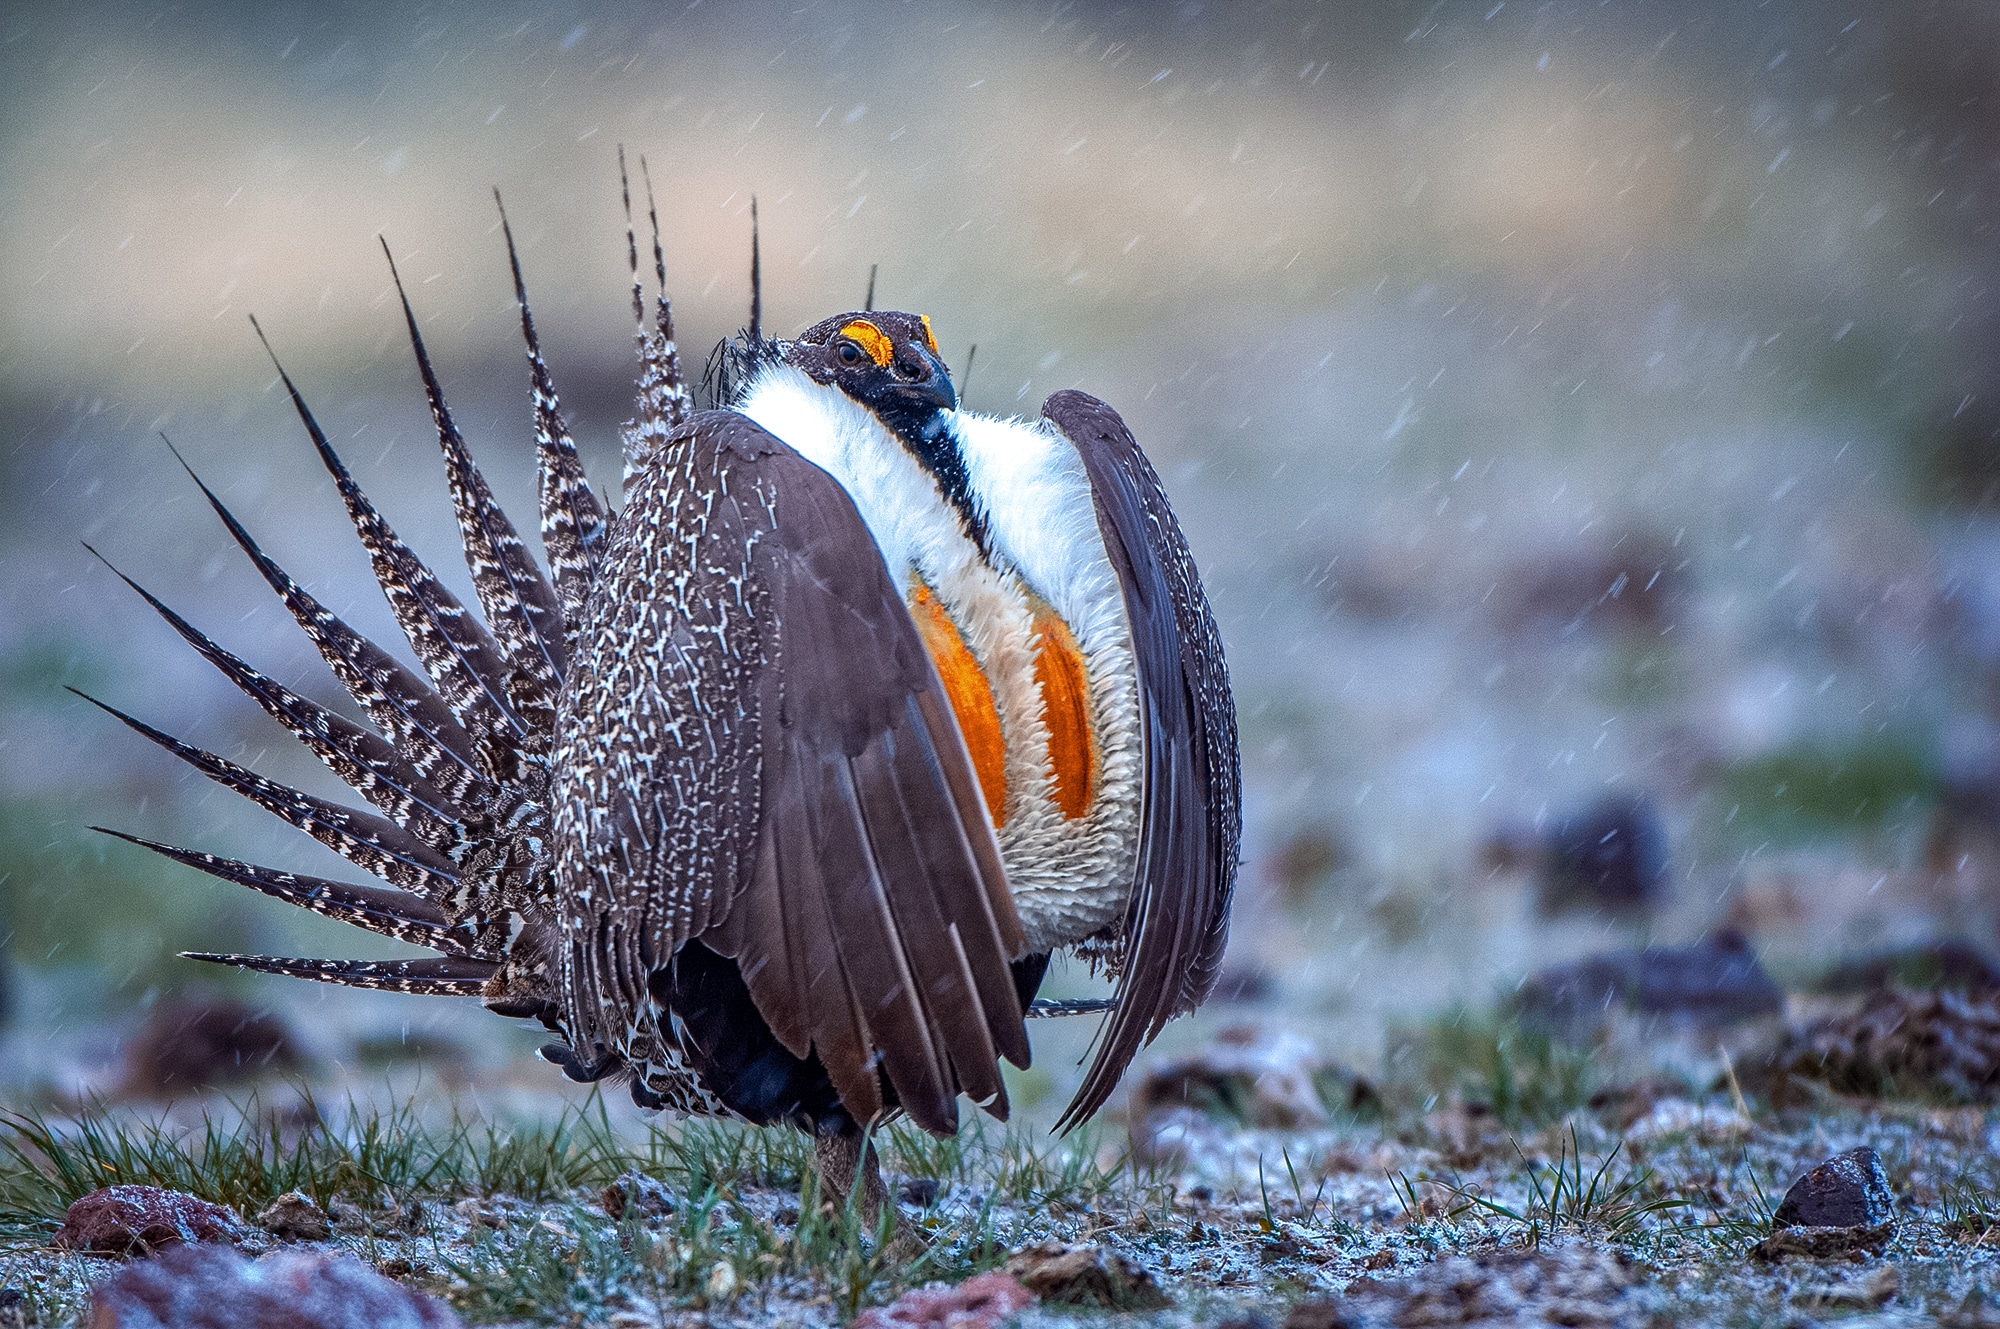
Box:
(0, 1090), (627, 1237)
(0, 1090), (1158, 1324)
(1442, 1129), (1689, 1248)
(1713, 735), (1938, 848)
(1684, 1147), (1785, 1254)
(1390, 1009), (1596, 1128)
(1940, 1169), (2000, 1243)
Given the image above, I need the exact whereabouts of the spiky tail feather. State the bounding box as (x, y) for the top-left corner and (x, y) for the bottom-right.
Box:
(89, 208), (616, 1008)
(618, 147), (692, 482)
(183, 954), (498, 996)
(495, 191), (607, 648)
(379, 243), (568, 709)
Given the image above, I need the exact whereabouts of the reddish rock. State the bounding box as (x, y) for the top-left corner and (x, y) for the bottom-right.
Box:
(1281, 1303), (1353, 1329)
(851, 1272), (1034, 1329)
(54, 1186), (248, 1256)
(88, 1244), (457, 1328)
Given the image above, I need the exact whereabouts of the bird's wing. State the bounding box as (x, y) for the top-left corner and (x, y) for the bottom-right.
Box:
(1040, 389), (1241, 1131)
(554, 410), (1029, 1136)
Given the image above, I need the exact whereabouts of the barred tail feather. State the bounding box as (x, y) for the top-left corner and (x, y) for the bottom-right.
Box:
(638, 156), (692, 426)
(86, 546), (464, 849)
(378, 244), (567, 707)
(170, 451), (498, 811)
(494, 191), (607, 648)
(95, 829), (497, 958)
(247, 323), (526, 758)
(617, 147), (692, 481)
(183, 953), (498, 996)
(72, 690), (461, 900)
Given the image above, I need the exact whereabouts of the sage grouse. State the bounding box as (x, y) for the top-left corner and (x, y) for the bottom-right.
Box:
(86, 176), (1239, 1212)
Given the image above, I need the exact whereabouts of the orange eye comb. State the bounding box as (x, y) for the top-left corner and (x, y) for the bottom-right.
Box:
(837, 320), (895, 367)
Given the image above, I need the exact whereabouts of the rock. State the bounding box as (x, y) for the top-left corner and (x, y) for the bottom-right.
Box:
(1540, 794), (1668, 916)
(1516, 931), (1784, 1034)
(256, 1192), (330, 1243)
(1497, 530), (1682, 639)
(1259, 1234), (1303, 1263)
(599, 1171), (676, 1221)
(1751, 1148), (1899, 1262)
(1217, 1315), (1276, 1329)
(1818, 940), (2000, 995)
(86, 1244), (458, 1327)
(1769, 985), (2000, 1103)
(1771, 1148), (1897, 1229)
(1943, 1287), (2000, 1329)
(1793, 1264), (1900, 1311)
(1004, 1240), (1170, 1311)
(120, 999), (299, 1096)
(54, 1186), (248, 1256)
(850, 1272), (1035, 1329)
(1268, 826), (1349, 904)
(322, 1197), (370, 1233)
(450, 1197), (506, 1230)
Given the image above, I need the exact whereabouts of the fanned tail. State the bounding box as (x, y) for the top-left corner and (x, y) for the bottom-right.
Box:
(90, 202), (623, 1007)
(165, 442), (497, 812)
(73, 689), (460, 900)
(494, 190), (608, 648)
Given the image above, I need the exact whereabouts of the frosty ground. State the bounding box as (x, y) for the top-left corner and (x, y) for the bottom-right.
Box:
(0, 995), (1995, 1328)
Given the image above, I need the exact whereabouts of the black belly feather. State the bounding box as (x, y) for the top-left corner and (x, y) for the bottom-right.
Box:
(643, 945), (1051, 1132)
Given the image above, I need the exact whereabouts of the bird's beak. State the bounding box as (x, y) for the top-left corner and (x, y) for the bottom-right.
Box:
(899, 345), (957, 414)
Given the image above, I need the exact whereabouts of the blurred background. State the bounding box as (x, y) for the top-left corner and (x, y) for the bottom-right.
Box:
(1, 0), (1996, 1115)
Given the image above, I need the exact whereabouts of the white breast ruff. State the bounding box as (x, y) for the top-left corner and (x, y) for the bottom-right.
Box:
(735, 371), (1142, 952)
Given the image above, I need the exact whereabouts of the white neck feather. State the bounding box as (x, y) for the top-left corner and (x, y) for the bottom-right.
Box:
(734, 364), (976, 586)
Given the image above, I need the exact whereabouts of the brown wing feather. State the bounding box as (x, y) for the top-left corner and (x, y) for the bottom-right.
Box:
(1041, 389), (1241, 1132)
(554, 410), (1027, 1134)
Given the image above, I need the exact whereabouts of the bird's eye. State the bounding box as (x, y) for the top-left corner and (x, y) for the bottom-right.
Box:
(836, 341), (863, 365)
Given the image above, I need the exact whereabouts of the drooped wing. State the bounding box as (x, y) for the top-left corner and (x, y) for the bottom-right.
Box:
(553, 410), (1029, 1136)
(1041, 389), (1242, 1131)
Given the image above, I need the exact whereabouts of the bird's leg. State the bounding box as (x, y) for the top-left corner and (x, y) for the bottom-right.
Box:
(813, 1123), (891, 1227)
(813, 1123), (928, 1261)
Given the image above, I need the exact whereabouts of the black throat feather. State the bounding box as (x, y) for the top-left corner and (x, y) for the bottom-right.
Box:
(867, 394), (991, 555)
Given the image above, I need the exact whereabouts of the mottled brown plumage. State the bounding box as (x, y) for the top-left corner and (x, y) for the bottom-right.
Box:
(87, 176), (1238, 1208)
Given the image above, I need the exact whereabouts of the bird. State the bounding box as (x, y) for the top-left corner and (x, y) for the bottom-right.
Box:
(83, 158), (1240, 1224)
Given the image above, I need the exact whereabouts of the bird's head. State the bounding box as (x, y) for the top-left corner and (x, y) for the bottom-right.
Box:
(784, 311), (958, 440)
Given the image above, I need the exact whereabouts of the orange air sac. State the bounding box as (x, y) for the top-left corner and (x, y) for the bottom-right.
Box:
(1032, 608), (1098, 820)
(909, 585), (1009, 828)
